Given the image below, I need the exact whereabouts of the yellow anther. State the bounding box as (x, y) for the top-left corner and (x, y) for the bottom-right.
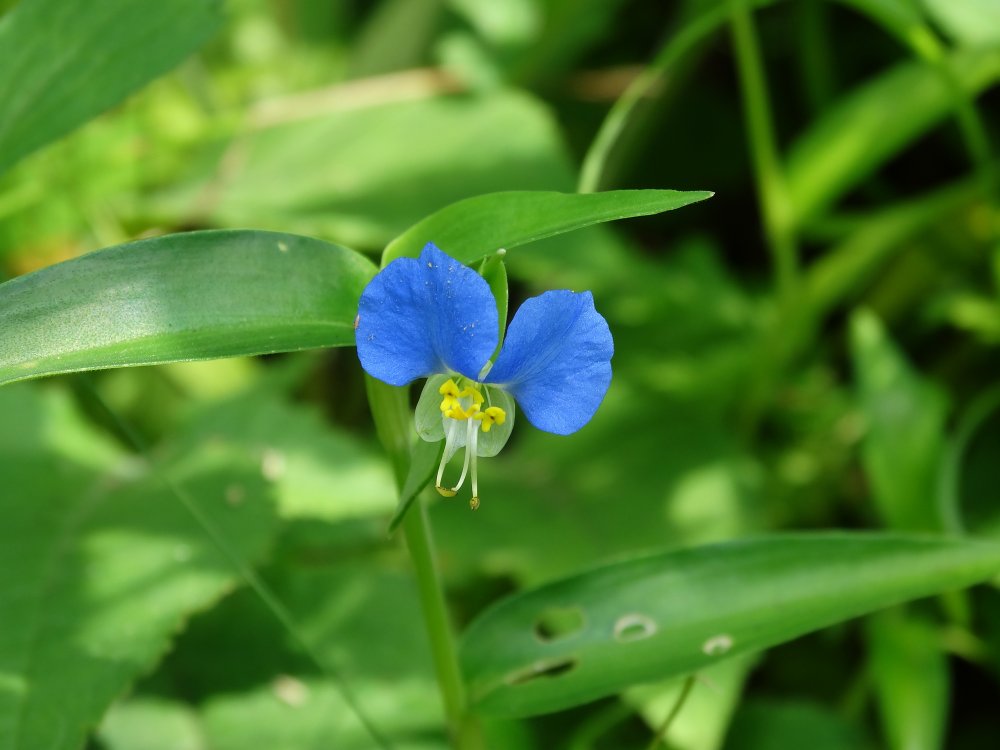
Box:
(470, 496), (480, 510)
(436, 485), (457, 497)
(438, 379), (460, 398)
(460, 386), (484, 405)
(438, 378), (461, 414)
(446, 402), (480, 421)
(475, 406), (507, 433)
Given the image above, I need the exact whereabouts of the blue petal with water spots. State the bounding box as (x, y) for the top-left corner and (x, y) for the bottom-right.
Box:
(355, 243), (498, 386)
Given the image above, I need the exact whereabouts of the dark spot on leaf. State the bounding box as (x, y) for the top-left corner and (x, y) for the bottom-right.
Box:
(505, 657), (578, 686)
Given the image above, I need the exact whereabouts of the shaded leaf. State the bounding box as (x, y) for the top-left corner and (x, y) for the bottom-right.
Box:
(786, 46), (1000, 224)
(850, 310), (950, 531)
(867, 611), (949, 750)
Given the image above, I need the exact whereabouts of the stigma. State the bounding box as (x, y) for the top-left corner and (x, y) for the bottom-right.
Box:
(434, 378), (506, 507)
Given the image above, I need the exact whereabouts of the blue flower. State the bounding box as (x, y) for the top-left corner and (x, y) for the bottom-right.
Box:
(356, 242), (614, 507)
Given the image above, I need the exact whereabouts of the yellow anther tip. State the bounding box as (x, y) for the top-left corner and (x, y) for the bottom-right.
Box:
(436, 485), (457, 498)
(438, 379), (460, 397)
(470, 496), (480, 510)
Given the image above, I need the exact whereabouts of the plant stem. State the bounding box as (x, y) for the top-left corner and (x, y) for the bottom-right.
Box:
(365, 375), (485, 749)
(646, 675), (697, 750)
(728, 0), (799, 307)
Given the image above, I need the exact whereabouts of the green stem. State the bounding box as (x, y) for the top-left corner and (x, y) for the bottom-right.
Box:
(365, 376), (485, 749)
(578, 6), (726, 194)
(728, 0), (799, 306)
(646, 675), (697, 750)
(905, 26), (998, 211)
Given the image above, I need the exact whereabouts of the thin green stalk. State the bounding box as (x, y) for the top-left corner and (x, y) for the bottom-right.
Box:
(728, 0), (799, 306)
(646, 675), (696, 750)
(905, 25), (998, 210)
(365, 375), (485, 749)
(797, 0), (835, 114)
(578, 5), (726, 194)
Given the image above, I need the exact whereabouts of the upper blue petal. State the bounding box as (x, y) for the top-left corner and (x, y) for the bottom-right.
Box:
(485, 290), (613, 435)
(355, 243), (499, 386)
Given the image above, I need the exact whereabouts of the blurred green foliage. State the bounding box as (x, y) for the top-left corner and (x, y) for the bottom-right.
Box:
(1, 0), (1000, 748)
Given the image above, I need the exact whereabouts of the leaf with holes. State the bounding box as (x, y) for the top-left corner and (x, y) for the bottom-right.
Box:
(0, 230), (375, 386)
(460, 533), (1000, 716)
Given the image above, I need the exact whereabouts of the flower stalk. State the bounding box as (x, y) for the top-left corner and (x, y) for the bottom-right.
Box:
(365, 376), (485, 749)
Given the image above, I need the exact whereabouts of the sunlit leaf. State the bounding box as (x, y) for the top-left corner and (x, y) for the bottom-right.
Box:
(155, 92), (575, 249)
(461, 534), (1000, 716)
(0, 230), (375, 386)
(921, 0), (1000, 45)
(0, 385), (277, 750)
(383, 189), (713, 266)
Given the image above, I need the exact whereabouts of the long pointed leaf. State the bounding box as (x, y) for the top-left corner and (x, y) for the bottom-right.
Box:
(382, 189), (713, 266)
(0, 230), (375, 386)
(461, 533), (1000, 716)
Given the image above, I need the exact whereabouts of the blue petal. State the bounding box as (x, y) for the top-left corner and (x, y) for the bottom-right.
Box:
(486, 290), (613, 435)
(356, 243), (499, 386)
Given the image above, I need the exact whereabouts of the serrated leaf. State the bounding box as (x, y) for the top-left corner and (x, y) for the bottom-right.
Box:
(0, 0), (222, 174)
(382, 189), (713, 266)
(0, 384), (277, 750)
(0, 230), (375, 386)
(460, 533), (1000, 716)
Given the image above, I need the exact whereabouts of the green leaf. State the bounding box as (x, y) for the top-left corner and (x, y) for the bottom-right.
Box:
(785, 46), (1000, 224)
(921, 0), (1000, 45)
(0, 230), (375, 386)
(460, 533), (1000, 716)
(479, 250), (509, 346)
(0, 384), (277, 750)
(98, 698), (204, 750)
(867, 611), (949, 750)
(941, 386), (1000, 537)
(156, 92), (575, 249)
(726, 700), (875, 750)
(850, 310), (951, 531)
(0, 0), (222, 175)
(624, 656), (755, 750)
(176, 390), (397, 523)
(382, 189), (713, 266)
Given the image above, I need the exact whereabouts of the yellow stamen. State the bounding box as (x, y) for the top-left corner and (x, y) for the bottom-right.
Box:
(438, 379), (460, 399)
(445, 402), (480, 421)
(470, 496), (480, 510)
(436, 486), (457, 497)
(474, 405), (507, 433)
(460, 386), (484, 405)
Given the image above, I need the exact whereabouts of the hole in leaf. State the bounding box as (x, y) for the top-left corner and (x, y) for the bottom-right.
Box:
(505, 657), (578, 686)
(613, 613), (657, 643)
(534, 606), (585, 642)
